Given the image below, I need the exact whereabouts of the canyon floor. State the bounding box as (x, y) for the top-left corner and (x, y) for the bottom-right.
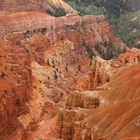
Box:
(0, 0), (140, 140)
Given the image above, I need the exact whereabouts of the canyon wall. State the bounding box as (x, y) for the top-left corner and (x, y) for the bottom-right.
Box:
(0, 14), (126, 59)
(0, 14), (127, 139)
(57, 56), (140, 140)
(0, 40), (32, 139)
(0, 4), (139, 139)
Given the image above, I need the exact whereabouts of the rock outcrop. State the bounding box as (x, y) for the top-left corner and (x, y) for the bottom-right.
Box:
(0, 0), (72, 13)
(0, 40), (32, 139)
(57, 108), (91, 140)
(57, 63), (140, 140)
(0, 12), (125, 60)
(111, 48), (140, 68)
(0, 2), (139, 140)
(66, 91), (100, 109)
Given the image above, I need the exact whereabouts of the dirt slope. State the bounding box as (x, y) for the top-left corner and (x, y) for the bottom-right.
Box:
(0, 0), (72, 13)
(70, 64), (140, 140)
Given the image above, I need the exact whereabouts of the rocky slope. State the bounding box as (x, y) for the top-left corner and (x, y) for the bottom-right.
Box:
(0, 13), (126, 59)
(0, 1), (139, 140)
(57, 50), (140, 140)
(0, 13), (130, 140)
(0, 0), (72, 13)
(0, 40), (32, 140)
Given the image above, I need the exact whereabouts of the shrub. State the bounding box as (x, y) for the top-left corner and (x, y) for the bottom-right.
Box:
(1, 72), (6, 78)
(46, 7), (66, 17)
(66, 1), (106, 16)
(109, 10), (140, 47)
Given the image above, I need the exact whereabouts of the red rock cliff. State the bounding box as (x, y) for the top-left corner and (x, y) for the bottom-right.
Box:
(0, 8), (137, 140)
(0, 40), (32, 139)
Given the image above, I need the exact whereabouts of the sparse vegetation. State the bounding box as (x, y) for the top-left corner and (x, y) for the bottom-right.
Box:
(1, 72), (6, 78)
(66, 0), (140, 48)
(54, 71), (58, 80)
(93, 0), (138, 17)
(83, 41), (95, 60)
(95, 42), (117, 60)
(137, 55), (140, 62)
(109, 10), (140, 47)
(66, 1), (106, 16)
(46, 7), (66, 17)
(125, 58), (129, 65)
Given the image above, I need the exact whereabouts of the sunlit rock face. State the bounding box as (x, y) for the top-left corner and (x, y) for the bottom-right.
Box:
(111, 48), (140, 68)
(0, 40), (32, 139)
(66, 91), (100, 109)
(56, 63), (140, 140)
(0, 12), (126, 60)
